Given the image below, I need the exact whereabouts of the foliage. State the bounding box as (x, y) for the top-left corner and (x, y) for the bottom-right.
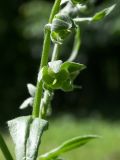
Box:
(0, 0), (115, 160)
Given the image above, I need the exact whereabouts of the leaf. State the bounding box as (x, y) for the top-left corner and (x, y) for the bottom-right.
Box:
(0, 131), (13, 160)
(26, 118), (48, 160)
(56, 135), (98, 153)
(27, 83), (36, 97)
(92, 4), (116, 22)
(73, 4), (116, 24)
(61, 62), (86, 82)
(8, 116), (32, 160)
(39, 135), (99, 160)
(8, 116), (48, 160)
(61, 61), (86, 73)
(19, 97), (34, 109)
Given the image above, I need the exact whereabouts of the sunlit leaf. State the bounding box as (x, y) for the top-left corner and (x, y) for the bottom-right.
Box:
(8, 116), (48, 160)
(8, 116), (32, 160)
(39, 135), (99, 160)
(26, 118), (48, 160)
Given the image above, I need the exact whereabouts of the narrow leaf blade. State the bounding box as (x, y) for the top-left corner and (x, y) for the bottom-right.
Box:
(8, 116), (32, 160)
(26, 118), (48, 160)
(57, 135), (98, 153)
(39, 135), (99, 160)
(92, 4), (116, 21)
(0, 131), (13, 160)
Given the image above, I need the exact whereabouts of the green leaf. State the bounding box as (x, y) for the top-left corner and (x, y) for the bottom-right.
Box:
(27, 83), (36, 97)
(92, 4), (116, 22)
(8, 116), (48, 160)
(56, 135), (98, 153)
(39, 135), (99, 160)
(61, 62), (86, 82)
(0, 131), (13, 160)
(73, 4), (116, 24)
(61, 61), (86, 73)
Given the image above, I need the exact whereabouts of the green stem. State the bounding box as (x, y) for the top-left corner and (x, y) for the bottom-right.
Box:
(39, 43), (61, 119)
(32, 31), (51, 118)
(49, 0), (62, 23)
(73, 17), (92, 23)
(0, 132), (14, 160)
(32, 0), (62, 118)
(67, 27), (81, 62)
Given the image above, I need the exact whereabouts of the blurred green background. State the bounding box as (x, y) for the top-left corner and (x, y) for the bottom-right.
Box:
(0, 0), (120, 159)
